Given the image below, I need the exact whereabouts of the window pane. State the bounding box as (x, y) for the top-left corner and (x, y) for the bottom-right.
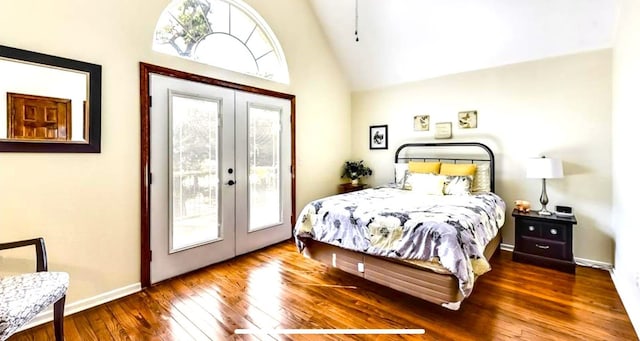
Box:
(170, 94), (220, 251)
(230, 5), (255, 42)
(209, 0), (230, 33)
(256, 52), (279, 79)
(195, 34), (258, 75)
(246, 28), (272, 60)
(248, 105), (281, 231)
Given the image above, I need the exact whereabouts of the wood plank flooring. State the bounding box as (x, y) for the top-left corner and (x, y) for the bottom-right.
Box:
(12, 241), (638, 340)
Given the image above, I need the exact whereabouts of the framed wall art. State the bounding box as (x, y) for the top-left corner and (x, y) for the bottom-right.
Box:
(435, 122), (452, 139)
(413, 115), (429, 131)
(458, 110), (477, 129)
(369, 124), (388, 150)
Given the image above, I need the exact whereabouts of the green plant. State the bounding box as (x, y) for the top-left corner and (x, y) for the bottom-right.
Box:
(342, 160), (373, 180)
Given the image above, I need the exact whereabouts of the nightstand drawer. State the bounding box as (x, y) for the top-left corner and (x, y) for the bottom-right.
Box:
(518, 220), (541, 237)
(519, 218), (567, 241)
(519, 236), (567, 259)
(541, 224), (566, 241)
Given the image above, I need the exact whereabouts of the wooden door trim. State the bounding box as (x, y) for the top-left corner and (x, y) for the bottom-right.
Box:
(139, 62), (296, 288)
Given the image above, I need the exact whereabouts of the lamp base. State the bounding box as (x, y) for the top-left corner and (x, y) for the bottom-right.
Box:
(538, 208), (553, 216)
(538, 178), (552, 216)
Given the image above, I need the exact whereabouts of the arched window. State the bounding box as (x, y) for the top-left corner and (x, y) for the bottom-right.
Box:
(153, 0), (289, 84)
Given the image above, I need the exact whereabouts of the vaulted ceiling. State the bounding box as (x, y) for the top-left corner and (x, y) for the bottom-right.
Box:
(309, 0), (617, 91)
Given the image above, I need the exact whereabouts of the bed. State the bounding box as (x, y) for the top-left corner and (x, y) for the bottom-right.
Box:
(293, 142), (506, 310)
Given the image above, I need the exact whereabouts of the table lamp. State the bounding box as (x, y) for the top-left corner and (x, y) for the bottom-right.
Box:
(526, 156), (564, 215)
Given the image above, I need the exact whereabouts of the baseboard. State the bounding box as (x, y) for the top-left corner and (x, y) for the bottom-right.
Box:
(611, 269), (640, 337)
(16, 282), (141, 333)
(575, 257), (613, 271)
(499, 243), (613, 270)
(499, 243), (514, 252)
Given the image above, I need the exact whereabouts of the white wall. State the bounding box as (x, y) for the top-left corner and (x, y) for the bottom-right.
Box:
(0, 0), (351, 304)
(612, 0), (640, 333)
(352, 50), (614, 263)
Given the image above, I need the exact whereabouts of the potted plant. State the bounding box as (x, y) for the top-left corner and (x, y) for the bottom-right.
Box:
(342, 160), (373, 185)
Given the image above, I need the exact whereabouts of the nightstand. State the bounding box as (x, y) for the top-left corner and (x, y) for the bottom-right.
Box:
(512, 210), (577, 273)
(338, 183), (368, 194)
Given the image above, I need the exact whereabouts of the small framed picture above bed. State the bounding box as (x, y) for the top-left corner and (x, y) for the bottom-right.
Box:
(458, 110), (478, 129)
(435, 122), (452, 139)
(413, 115), (429, 131)
(369, 125), (388, 150)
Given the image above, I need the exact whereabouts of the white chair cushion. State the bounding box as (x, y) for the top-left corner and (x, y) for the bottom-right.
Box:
(0, 272), (69, 340)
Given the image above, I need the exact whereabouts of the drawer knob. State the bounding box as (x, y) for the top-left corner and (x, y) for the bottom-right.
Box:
(535, 244), (550, 249)
(550, 228), (558, 235)
(528, 226), (535, 231)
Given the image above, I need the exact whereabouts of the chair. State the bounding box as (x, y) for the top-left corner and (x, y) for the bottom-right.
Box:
(0, 238), (69, 341)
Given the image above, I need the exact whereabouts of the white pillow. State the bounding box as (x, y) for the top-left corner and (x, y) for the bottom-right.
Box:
(403, 172), (445, 195)
(394, 163), (409, 184)
(472, 163), (491, 193)
(444, 175), (473, 195)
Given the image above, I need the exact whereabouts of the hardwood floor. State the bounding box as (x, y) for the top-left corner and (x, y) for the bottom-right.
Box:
(13, 241), (638, 341)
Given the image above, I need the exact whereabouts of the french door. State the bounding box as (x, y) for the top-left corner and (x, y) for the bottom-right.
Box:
(234, 91), (292, 255)
(149, 73), (291, 284)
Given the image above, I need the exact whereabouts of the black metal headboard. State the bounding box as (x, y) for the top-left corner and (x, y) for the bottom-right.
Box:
(394, 142), (496, 192)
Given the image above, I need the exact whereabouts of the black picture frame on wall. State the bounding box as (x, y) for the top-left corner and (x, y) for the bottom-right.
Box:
(0, 44), (102, 153)
(369, 124), (388, 150)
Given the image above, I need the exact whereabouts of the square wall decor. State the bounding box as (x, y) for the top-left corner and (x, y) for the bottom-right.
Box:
(413, 115), (429, 131)
(435, 122), (452, 139)
(458, 111), (477, 128)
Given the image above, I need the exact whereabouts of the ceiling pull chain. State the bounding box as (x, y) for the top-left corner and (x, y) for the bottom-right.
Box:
(355, 0), (359, 42)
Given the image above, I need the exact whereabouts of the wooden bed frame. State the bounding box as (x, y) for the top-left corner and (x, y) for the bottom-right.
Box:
(299, 142), (501, 310)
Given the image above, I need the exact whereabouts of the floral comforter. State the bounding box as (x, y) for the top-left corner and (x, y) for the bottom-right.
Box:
(293, 186), (505, 297)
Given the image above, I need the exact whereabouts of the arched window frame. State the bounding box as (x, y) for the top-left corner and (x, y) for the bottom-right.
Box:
(153, 0), (290, 84)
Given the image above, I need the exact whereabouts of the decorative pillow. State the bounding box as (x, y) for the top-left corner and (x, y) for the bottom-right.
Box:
(440, 163), (477, 176)
(444, 175), (473, 195)
(472, 163), (491, 193)
(408, 161), (441, 174)
(394, 163), (409, 184)
(403, 172), (445, 195)
(401, 170), (414, 190)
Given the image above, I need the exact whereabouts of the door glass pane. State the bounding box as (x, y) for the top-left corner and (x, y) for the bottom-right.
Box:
(170, 93), (220, 252)
(248, 105), (282, 231)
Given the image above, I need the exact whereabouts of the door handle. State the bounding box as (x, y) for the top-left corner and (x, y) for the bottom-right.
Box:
(226, 180), (236, 186)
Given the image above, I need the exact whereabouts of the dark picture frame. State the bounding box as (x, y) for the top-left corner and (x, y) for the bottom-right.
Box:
(0, 44), (102, 153)
(369, 124), (388, 150)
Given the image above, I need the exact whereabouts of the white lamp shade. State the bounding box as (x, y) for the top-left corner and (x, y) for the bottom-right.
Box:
(526, 157), (564, 179)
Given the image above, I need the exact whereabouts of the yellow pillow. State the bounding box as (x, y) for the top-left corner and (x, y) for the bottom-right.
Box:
(440, 163), (477, 176)
(408, 161), (441, 174)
